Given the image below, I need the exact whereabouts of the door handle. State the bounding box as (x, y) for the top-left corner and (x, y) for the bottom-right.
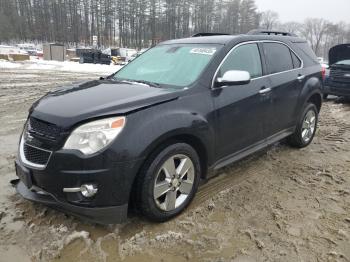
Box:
(259, 87), (272, 94)
(297, 75), (306, 81)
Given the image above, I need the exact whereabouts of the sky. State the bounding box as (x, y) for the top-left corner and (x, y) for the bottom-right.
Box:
(254, 0), (350, 23)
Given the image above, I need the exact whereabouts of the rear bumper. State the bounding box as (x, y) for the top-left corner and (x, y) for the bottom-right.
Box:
(14, 179), (128, 224)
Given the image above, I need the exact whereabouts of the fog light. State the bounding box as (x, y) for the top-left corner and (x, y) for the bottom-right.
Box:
(80, 184), (98, 198)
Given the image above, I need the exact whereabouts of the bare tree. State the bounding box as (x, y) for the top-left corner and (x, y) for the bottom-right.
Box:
(279, 22), (301, 35)
(260, 10), (279, 30)
(301, 18), (329, 56)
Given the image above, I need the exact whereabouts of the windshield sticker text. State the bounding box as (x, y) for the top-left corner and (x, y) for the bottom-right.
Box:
(190, 48), (216, 56)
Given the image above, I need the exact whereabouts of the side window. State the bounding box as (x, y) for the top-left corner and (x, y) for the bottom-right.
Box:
(263, 43), (294, 74)
(219, 43), (263, 79)
(290, 50), (302, 68)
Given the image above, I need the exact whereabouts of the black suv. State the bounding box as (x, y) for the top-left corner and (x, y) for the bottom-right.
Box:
(14, 31), (323, 224)
(324, 43), (350, 98)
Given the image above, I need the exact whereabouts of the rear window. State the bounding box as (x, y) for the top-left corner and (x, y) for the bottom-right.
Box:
(294, 42), (319, 66)
(263, 43), (294, 74)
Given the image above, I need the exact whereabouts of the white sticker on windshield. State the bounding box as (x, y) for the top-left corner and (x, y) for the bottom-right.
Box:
(190, 48), (217, 56)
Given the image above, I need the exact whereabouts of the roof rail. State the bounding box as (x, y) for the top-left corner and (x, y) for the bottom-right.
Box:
(247, 29), (297, 37)
(192, 33), (230, 37)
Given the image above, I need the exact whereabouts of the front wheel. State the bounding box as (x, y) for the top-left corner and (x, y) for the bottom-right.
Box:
(287, 103), (318, 148)
(134, 143), (201, 222)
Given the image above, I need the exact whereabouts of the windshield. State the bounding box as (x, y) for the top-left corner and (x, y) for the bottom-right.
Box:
(335, 60), (350, 66)
(113, 44), (221, 87)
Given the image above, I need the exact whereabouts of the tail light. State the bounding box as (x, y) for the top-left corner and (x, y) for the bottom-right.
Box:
(321, 66), (326, 81)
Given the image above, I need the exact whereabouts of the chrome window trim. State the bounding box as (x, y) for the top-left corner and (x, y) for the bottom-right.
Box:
(19, 136), (52, 170)
(211, 40), (304, 89)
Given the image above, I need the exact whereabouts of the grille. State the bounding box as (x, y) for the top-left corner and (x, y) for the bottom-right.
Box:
(28, 117), (61, 140)
(330, 68), (350, 83)
(23, 143), (51, 166)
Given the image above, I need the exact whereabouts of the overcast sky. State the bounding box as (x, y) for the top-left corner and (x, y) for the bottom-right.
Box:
(254, 0), (350, 23)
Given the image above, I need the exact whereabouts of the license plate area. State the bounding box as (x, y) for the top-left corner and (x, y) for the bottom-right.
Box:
(15, 161), (33, 189)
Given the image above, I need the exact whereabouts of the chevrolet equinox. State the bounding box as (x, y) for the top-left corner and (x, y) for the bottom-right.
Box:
(14, 31), (323, 224)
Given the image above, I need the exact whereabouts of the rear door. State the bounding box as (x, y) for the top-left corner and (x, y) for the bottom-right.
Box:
(212, 43), (272, 160)
(262, 42), (304, 138)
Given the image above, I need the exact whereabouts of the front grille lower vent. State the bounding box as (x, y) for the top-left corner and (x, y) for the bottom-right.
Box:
(23, 143), (51, 166)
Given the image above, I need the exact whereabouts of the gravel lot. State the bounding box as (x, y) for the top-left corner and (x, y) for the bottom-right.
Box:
(0, 66), (349, 262)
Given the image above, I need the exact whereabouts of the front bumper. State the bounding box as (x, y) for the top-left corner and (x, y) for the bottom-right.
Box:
(15, 140), (143, 224)
(14, 179), (128, 224)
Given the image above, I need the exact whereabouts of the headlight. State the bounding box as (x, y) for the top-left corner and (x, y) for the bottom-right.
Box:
(63, 116), (126, 155)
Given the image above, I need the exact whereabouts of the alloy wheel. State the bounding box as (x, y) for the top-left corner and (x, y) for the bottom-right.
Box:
(301, 110), (316, 143)
(153, 154), (195, 211)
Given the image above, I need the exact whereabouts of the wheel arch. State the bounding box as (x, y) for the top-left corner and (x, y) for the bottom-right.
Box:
(128, 132), (210, 210)
(139, 132), (209, 180)
(307, 92), (322, 113)
(296, 78), (323, 121)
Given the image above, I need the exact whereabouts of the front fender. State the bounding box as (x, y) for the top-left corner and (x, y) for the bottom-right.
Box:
(107, 88), (215, 162)
(132, 108), (214, 163)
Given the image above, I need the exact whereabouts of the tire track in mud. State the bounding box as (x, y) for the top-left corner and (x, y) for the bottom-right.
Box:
(192, 159), (270, 208)
(323, 122), (350, 143)
(319, 104), (350, 144)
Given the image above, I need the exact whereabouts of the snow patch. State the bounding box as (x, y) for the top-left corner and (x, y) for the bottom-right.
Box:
(0, 60), (21, 69)
(0, 59), (122, 74)
(64, 230), (90, 245)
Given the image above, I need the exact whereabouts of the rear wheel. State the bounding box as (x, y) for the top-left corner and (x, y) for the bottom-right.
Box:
(288, 103), (318, 148)
(134, 143), (201, 222)
(323, 93), (328, 100)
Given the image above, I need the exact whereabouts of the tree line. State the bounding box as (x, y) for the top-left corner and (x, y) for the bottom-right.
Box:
(260, 10), (350, 59)
(1, 0), (349, 59)
(0, 0), (260, 48)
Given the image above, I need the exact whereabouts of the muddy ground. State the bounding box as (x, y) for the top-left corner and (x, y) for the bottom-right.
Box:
(0, 67), (349, 262)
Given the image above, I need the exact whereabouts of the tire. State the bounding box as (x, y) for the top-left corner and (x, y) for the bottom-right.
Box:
(134, 143), (201, 222)
(287, 103), (318, 148)
(323, 93), (328, 100)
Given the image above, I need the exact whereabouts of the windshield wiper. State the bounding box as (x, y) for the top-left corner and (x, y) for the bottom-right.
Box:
(130, 80), (162, 88)
(101, 78), (135, 85)
(111, 78), (162, 88)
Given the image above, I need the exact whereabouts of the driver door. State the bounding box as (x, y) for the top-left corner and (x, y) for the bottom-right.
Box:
(212, 43), (272, 161)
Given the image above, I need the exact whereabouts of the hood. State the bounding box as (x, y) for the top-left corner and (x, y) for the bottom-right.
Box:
(329, 44), (350, 65)
(30, 80), (180, 127)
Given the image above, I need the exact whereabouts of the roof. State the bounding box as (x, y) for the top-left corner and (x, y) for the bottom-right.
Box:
(160, 34), (305, 46)
(161, 35), (240, 45)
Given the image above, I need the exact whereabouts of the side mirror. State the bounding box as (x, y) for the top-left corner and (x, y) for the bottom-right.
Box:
(215, 70), (251, 87)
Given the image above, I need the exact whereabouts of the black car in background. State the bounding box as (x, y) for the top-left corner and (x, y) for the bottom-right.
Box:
(79, 49), (111, 65)
(324, 44), (350, 98)
(14, 31), (323, 224)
